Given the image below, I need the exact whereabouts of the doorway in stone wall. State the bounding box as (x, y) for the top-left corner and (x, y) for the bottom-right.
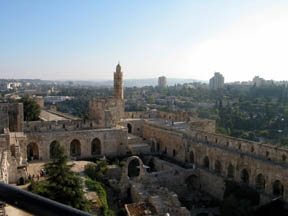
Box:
(27, 142), (39, 161)
(127, 123), (132, 133)
(128, 158), (140, 178)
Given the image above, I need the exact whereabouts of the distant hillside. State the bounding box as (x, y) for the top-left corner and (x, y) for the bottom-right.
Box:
(83, 78), (205, 87)
(14, 78), (207, 87)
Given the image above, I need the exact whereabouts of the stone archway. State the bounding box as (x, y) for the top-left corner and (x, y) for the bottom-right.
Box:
(227, 164), (234, 178)
(128, 159), (140, 178)
(241, 169), (249, 184)
(124, 156), (146, 179)
(70, 139), (81, 157)
(91, 138), (101, 155)
(27, 142), (39, 161)
(273, 180), (284, 196)
(203, 156), (210, 169)
(215, 160), (222, 175)
(127, 123), (132, 133)
(255, 174), (265, 191)
(50, 140), (58, 159)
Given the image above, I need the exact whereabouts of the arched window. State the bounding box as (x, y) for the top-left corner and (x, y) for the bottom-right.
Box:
(173, 149), (176, 157)
(190, 151), (195, 163)
(215, 160), (222, 175)
(227, 164), (234, 178)
(255, 174), (265, 191)
(241, 169), (249, 184)
(273, 180), (284, 196)
(91, 138), (101, 155)
(203, 156), (209, 169)
(70, 139), (81, 157)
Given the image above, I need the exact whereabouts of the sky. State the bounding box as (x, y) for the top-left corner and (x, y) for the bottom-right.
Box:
(1, 0), (288, 82)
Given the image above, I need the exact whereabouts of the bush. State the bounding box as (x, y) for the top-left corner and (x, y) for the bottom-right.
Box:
(86, 178), (114, 216)
(84, 161), (108, 183)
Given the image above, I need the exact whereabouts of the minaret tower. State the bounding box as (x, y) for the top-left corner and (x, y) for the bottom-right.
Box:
(114, 63), (124, 101)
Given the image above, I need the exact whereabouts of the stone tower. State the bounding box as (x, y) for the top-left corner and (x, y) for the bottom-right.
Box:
(114, 63), (124, 101)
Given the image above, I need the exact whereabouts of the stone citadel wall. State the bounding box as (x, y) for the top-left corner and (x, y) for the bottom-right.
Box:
(26, 127), (128, 161)
(129, 120), (288, 202)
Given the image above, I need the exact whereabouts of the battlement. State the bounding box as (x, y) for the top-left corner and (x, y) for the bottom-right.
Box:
(143, 120), (288, 167)
(125, 110), (197, 122)
(24, 119), (107, 133)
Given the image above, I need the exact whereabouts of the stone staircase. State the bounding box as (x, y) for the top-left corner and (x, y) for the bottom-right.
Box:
(9, 132), (24, 163)
(127, 134), (151, 154)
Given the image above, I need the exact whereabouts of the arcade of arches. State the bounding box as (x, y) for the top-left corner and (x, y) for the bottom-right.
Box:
(190, 152), (285, 198)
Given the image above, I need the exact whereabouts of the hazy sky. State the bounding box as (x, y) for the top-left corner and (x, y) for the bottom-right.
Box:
(1, 0), (288, 82)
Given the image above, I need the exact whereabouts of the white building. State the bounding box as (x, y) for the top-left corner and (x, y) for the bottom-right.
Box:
(158, 76), (167, 88)
(209, 72), (224, 90)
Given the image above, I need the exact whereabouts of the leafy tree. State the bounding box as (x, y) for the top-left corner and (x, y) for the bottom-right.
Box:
(19, 96), (41, 121)
(29, 141), (91, 212)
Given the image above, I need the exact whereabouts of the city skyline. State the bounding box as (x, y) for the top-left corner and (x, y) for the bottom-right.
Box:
(1, 0), (288, 82)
